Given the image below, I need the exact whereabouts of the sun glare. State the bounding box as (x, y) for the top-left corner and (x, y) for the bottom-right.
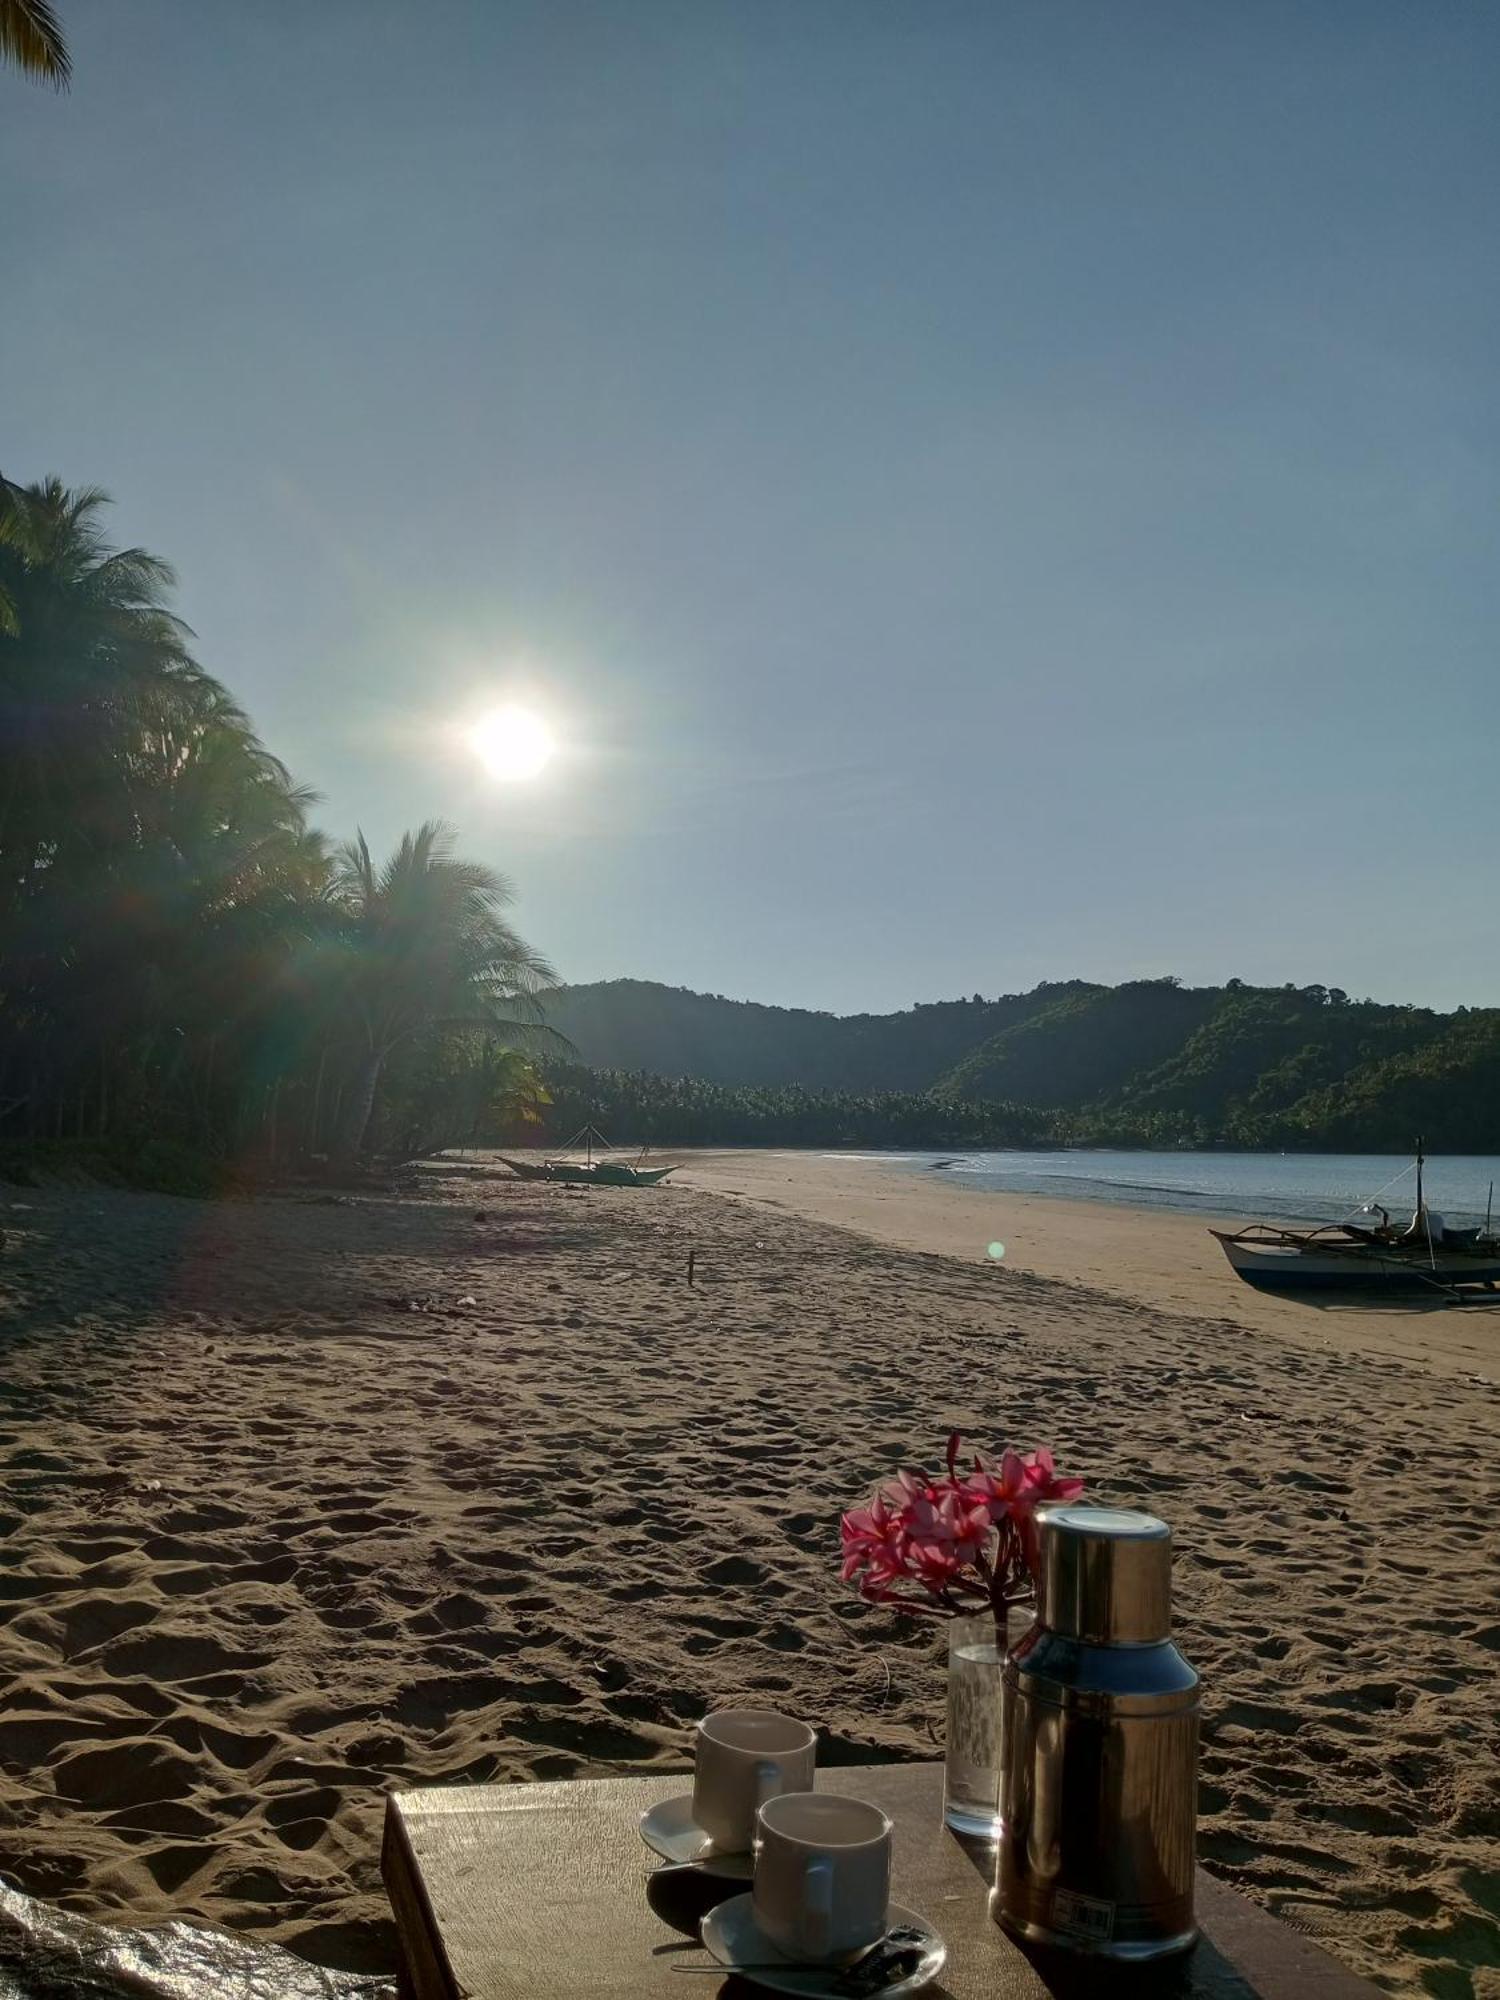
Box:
(468, 705), (556, 781)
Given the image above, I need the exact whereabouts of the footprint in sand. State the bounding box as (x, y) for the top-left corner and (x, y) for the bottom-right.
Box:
(52, 1739), (201, 1809)
(98, 1632), (274, 1684)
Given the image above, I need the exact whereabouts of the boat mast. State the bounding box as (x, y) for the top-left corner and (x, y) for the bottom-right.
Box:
(1415, 1135), (1425, 1215)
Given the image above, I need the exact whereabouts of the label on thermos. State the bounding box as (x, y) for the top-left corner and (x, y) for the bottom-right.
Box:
(1051, 1889), (1116, 1942)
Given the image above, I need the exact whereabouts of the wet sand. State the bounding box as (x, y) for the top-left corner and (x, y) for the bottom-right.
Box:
(0, 1158), (1495, 1993)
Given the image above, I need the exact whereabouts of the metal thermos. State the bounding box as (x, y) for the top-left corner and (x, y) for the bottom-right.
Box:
(994, 1505), (1199, 1960)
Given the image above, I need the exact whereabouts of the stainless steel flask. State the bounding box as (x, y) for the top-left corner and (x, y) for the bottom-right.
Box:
(994, 1505), (1199, 1960)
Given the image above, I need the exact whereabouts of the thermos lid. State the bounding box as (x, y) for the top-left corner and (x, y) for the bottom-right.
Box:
(1038, 1504), (1173, 1645)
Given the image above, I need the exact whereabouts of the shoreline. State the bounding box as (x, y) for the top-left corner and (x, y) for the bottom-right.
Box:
(674, 1150), (1499, 1379)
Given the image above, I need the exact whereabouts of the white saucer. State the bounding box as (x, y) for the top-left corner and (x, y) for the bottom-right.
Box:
(637, 1794), (755, 1877)
(700, 1896), (946, 1997)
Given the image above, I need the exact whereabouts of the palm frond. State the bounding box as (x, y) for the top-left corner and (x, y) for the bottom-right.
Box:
(333, 829), (378, 908)
(0, 1), (71, 89)
(85, 547), (182, 611)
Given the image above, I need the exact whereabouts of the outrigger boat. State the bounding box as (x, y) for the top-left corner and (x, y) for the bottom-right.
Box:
(547, 1158), (676, 1187)
(502, 1124), (677, 1189)
(1213, 1143), (1500, 1294)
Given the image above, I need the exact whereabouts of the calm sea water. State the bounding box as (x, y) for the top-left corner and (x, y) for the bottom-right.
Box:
(844, 1150), (1500, 1231)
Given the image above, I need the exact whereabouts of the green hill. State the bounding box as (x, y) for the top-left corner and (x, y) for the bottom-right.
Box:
(939, 979), (1218, 1106)
(541, 975), (1500, 1151)
(1257, 1011), (1500, 1152)
(541, 977), (1089, 1092)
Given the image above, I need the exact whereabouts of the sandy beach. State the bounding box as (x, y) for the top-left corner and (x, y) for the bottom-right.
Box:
(0, 1154), (1495, 1994)
(676, 1150), (1500, 1381)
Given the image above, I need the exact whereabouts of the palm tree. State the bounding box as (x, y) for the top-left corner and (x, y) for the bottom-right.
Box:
(383, 1035), (552, 1159)
(0, 474), (562, 1172)
(0, 476), (326, 1147)
(0, 478), (214, 892)
(331, 820), (554, 1159)
(0, 0), (69, 87)
(107, 684), (332, 1141)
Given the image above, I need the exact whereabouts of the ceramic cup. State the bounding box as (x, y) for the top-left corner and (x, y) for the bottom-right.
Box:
(691, 1709), (817, 1853)
(753, 1791), (893, 1963)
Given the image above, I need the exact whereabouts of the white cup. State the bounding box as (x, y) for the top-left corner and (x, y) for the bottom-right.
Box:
(691, 1709), (817, 1853)
(753, 1791), (893, 1963)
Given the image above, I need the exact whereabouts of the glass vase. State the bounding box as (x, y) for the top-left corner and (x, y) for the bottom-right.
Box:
(942, 1603), (1033, 1839)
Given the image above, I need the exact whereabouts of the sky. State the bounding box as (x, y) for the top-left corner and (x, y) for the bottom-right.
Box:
(4, 1), (1497, 1016)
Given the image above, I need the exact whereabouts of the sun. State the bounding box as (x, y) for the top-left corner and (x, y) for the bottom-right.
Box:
(468, 705), (556, 781)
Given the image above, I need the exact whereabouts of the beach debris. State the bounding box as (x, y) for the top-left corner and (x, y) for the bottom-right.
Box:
(387, 1292), (477, 1316)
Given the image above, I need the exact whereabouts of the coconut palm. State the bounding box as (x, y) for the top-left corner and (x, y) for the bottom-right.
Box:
(107, 688), (333, 1139)
(331, 820), (554, 1158)
(383, 1034), (551, 1160)
(0, 0), (69, 87)
(0, 472), (560, 1171)
(0, 478), (214, 893)
(0, 477), (327, 1146)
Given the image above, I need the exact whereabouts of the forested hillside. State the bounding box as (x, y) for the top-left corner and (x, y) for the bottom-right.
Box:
(541, 978), (1091, 1090)
(940, 980), (1220, 1106)
(542, 976), (1500, 1152)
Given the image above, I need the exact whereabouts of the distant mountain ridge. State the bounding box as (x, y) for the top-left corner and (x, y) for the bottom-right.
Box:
(542, 976), (1500, 1150)
(541, 977), (1093, 1092)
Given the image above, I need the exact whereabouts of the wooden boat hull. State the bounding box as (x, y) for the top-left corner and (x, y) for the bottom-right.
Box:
(1212, 1229), (1500, 1292)
(545, 1162), (675, 1187)
(498, 1155), (550, 1181)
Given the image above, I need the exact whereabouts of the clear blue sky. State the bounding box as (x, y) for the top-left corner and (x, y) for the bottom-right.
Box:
(5, 2), (1496, 1014)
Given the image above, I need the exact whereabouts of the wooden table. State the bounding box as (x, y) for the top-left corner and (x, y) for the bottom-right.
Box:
(382, 1764), (1381, 2000)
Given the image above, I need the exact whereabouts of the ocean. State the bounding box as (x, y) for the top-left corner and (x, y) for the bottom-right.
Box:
(851, 1149), (1500, 1231)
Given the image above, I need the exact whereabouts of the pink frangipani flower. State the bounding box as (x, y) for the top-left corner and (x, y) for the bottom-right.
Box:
(838, 1433), (1085, 1641)
(838, 1493), (903, 1583)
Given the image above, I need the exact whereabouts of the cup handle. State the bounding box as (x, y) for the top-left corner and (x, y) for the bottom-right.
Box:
(752, 1759), (780, 1816)
(801, 1854), (834, 1959)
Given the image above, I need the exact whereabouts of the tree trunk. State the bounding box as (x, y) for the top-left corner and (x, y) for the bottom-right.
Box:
(341, 1049), (384, 1160)
(201, 1036), (216, 1143)
(308, 1047), (327, 1154)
